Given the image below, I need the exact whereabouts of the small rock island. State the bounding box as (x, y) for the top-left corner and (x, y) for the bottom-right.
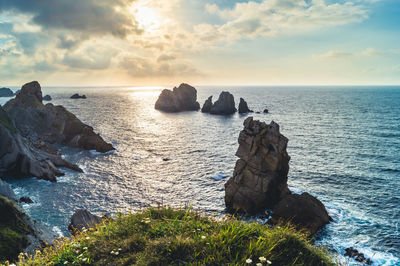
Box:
(155, 83), (200, 112)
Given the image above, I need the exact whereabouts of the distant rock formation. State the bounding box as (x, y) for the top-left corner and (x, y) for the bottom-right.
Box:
(225, 117), (290, 213)
(263, 109), (269, 114)
(42, 95), (52, 101)
(238, 98), (253, 114)
(271, 193), (332, 235)
(155, 83), (200, 112)
(70, 93), (86, 99)
(69, 209), (103, 234)
(201, 96), (213, 113)
(4, 81), (114, 153)
(0, 87), (14, 97)
(209, 91), (237, 115)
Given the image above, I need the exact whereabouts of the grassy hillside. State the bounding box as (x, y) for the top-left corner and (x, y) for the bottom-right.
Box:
(10, 207), (334, 265)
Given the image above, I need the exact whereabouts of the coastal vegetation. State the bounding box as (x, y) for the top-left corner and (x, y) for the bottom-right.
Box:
(9, 207), (334, 265)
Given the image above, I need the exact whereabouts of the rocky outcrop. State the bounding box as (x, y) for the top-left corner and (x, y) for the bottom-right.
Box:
(70, 93), (86, 99)
(0, 179), (17, 201)
(225, 117), (290, 213)
(0, 195), (55, 262)
(210, 92), (237, 115)
(68, 209), (103, 234)
(344, 247), (372, 265)
(155, 83), (200, 112)
(201, 96), (213, 113)
(271, 193), (332, 235)
(263, 109), (269, 114)
(0, 106), (81, 182)
(0, 87), (13, 97)
(238, 98), (253, 114)
(4, 81), (114, 153)
(19, 197), (33, 204)
(42, 95), (52, 101)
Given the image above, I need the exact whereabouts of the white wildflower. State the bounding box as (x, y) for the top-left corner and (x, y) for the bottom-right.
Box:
(83, 247), (88, 250)
(85, 236), (90, 240)
(256, 263), (262, 266)
(64, 261), (68, 265)
(267, 260), (272, 264)
(201, 235), (206, 239)
(259, 256), (266, 262)
(246, 258), (252, 264)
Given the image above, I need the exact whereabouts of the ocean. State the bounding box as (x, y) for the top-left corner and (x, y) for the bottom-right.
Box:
(1, 86), (399, 265)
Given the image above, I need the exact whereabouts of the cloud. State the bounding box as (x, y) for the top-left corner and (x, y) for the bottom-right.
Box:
(314, 48), (388, 60)
(201, 0), (370, 40)
(0, 0), (140, 37)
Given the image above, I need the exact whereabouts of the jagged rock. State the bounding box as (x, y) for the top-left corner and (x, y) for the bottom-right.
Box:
(42, 95), (52, 101)
(0, 105), (81, 182)
(344, 247), (372, 265)
(263, 109), (269, 114)
(0, 179), (17, 201)
(0, 195), (55, 262)
(238, 98), (253, 114)
(19, 197), (33, 204)
(271, 192), (332, 235)
(155, 83), (200, 112)
(4, 81), (114, 153)
(68, 209), (102, 234)
(70, 93), (86, 99)
(225, 117), (290, 213)
(210, 92), (237, 115)
(201, 96), (213, 113)
(0, 87), (14, 97)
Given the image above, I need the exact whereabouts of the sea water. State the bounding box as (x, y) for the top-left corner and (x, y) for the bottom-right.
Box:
(2, 86), (399, 265)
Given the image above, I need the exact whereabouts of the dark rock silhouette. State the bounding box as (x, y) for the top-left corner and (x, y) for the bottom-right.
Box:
(271, 192), (332, 235)
(210, 91), (237, 115)
(344, 247), (372, 265)
(0, 87), (13, 97)
(155, 83), (200, 112)
(19, 197), (33, 204)
(263, 109), (269, 114)
(225, 117), (290, 213)
(201, 96), (213, 113)
(70, 93), (86, 99)
(238, 98), (253, 114)
(4, 81), (114, 153)
(69, 209), (102, 234)
(42, 95), (52, 101)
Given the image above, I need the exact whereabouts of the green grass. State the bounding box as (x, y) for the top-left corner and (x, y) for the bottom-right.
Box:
(0, 106), (16, 133)
(9, 207), (335, 265)
(0, 196), (31, 262)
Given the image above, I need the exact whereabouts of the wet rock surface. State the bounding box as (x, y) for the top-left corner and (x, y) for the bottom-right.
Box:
(68, 209), (103, 234)
(344, 247), (372, 265)
(155, 83), (200, 112)
(271, 192), (332, 235)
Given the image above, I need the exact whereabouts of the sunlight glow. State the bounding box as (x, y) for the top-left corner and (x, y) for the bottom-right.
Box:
(131, 3), (161, 33)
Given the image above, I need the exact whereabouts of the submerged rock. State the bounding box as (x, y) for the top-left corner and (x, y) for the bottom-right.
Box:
(70, 93), (86, 99)
(225, 117), (290, 213)
(0, 87), (14, 97)
(4, 81), (114, 153)
(69, 209), (103, 234)
(210, 91), (237, 115)
(271, 192), (331, 235)
(155, 83), (200, 112)
(201, 96), (213, 113)
(238, 98), (253, 114)
(19, 197), (34, 204)
(42, 95), (52, 101)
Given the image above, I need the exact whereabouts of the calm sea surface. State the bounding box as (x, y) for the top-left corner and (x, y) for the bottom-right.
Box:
(1, 86), (399, 265)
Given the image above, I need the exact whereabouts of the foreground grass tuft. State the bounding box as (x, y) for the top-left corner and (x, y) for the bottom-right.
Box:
(8, 207), (334, 265)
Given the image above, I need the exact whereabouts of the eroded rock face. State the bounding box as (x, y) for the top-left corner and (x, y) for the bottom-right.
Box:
(210, 92), (237, 115)
(238, 98), (253, 114)
(155, 83), (200, 112)
(4, 81), (114, 153)
(201, 96), (213, 113)
(271, 193), (332, 236)
(68, 209), (102, 234)
(225, 117), (290, 213)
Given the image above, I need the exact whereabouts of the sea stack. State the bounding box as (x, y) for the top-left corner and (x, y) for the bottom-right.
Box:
(209, 91), (236, 115)
(238, 98), (253, 114)
(201, 96), (213, 113)
(0, 87), (14, 97)
(155, 83), (200, 112)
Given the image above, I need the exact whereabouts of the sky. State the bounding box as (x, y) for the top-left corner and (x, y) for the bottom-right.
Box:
(0, 0), (400, 86)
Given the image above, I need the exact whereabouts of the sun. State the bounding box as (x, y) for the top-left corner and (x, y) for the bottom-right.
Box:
(131, 3), (161, 33)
